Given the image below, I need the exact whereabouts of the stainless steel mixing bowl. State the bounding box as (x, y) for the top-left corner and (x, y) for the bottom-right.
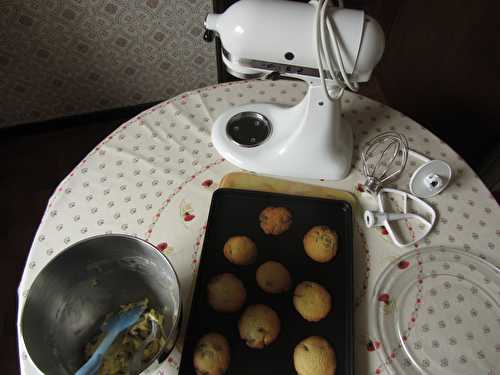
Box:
(20, 234), (181, 375)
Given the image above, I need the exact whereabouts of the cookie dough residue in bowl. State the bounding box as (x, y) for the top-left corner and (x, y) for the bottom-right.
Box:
(84, 299), (166, 375)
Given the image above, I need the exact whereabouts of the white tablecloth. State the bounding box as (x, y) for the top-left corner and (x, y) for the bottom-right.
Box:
(17, 79), (500, 375)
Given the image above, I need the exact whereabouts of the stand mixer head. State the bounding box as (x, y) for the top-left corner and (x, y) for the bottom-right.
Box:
(204, 0), (385, 180)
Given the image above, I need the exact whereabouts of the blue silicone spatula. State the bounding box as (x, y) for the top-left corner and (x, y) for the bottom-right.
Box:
(74, 305), (145, 375)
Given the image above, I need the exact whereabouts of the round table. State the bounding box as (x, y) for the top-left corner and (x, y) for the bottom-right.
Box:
(17, 79), (500, 375)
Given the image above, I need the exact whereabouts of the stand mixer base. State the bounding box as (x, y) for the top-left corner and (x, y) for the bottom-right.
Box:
(211, 84), (353, 180)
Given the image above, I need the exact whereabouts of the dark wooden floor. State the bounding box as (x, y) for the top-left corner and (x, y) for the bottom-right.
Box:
(0, 105), (151, 374)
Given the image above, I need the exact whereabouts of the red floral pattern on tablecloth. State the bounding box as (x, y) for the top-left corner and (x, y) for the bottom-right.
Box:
(16, 79), (500, 375)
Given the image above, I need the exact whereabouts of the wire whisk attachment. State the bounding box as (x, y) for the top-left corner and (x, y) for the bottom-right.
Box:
(361, 132), (409, 195)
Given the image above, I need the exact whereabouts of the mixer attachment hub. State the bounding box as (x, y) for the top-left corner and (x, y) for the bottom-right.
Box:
(226, 111), (272, 148)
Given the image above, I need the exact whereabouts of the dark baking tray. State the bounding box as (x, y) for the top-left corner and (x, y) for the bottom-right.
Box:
(178, 188), (353, 375)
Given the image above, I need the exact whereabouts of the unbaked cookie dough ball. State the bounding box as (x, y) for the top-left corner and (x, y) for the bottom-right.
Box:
(303, 226), (338, 263)
(293, 336), (336, 375)
(259, 206), (292, 235)
(256, 261), (292, 294)
(293, 281), (332, 322)
(223, 236), (257, 266)
(207, 273), (246, 313)
(193, 332), (230, 375)
(238, 304), (281, 349)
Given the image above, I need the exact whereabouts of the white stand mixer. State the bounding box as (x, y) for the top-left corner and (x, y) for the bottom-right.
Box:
(204, 0), (385, 180)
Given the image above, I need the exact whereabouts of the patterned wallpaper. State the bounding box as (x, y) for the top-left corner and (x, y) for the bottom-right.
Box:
(0, 0), (217, 129)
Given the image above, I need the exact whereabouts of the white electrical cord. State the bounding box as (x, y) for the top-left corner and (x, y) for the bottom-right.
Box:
(314, 0), (359, 101)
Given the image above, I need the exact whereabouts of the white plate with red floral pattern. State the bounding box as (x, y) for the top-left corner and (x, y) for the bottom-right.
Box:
(372, 247), (500, 374)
